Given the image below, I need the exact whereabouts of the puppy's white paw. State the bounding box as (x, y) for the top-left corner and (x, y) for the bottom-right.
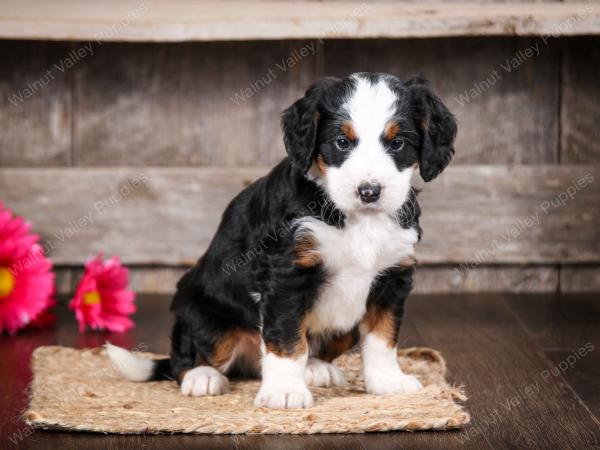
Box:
(254, 380), (313, 409)
(180, 366), (229, 396)
(366, 369), (423, 395)
(304, 358), (346, 387)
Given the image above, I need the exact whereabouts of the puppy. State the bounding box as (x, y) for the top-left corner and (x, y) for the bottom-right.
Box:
(107, 72), (457, 409)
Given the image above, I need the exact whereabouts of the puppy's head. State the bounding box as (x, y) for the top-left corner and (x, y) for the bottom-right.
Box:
(282, 73), (457, 215)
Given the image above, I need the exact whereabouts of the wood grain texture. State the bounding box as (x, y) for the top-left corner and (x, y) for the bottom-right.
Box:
(0, 167), (261, 266)
(52, 265), (559, 295)
(561, 37), (600, 163)
(3, 294), (598, 449)
(0, 1), (598, 42)
(546, 350), (600, 419)
(415, 165), (599, 264)
(0, 41), (71, 166)
(506, 293), (600, 352)
(54, 267), (189, 295)
(560, 266), (600, 293)
(506, 293), (600, 420)
(413, 265), (558, 294)
(71, 37), (561, 166)
(1, 37), (568, 167)
(1, 165), (598, 266)
(72, 41), (317, 166)
(54, 269), (73, 295)
(322, 37), (560, 164)
(409, 294), (600, 448)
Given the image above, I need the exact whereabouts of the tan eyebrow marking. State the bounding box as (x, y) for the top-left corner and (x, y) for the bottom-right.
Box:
(385, 121), (401, 140)
(341, 121), (357, 141)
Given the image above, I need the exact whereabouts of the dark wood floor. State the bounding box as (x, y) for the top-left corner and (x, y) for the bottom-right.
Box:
(1, 293), (599, 449)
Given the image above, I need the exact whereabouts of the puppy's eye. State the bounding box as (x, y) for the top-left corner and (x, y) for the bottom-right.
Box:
(335, 137), (351, 150)
(390, 138), (404, 151)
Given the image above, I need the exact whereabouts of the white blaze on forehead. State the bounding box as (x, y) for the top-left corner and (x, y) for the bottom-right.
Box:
(345, 76), (397, 140)
(325, 75), (413, 214)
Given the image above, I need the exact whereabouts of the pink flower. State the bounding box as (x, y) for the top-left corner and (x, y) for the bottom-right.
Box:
(0, 203), (55, 334)
(70, 254), (136, 333)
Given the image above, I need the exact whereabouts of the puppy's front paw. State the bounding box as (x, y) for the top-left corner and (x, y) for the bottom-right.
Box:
(180, 366), (229, 396)
(305, 358), (346, 387)
(254, 380), (313, 409)
(365, 369), (423, 395)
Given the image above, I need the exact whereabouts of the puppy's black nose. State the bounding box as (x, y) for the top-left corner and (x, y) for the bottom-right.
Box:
(357, 181), (381, 204)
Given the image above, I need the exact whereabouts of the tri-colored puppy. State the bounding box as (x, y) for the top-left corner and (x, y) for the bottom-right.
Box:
(107, 72), (457, 409)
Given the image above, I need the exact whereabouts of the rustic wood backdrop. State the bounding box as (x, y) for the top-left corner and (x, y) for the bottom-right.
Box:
(1, 35), (599, 294)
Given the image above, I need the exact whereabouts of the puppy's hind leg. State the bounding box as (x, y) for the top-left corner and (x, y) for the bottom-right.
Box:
(170, 320), (230, 397)
(173, 320), (262, 397)
(304, 330), (359, 387)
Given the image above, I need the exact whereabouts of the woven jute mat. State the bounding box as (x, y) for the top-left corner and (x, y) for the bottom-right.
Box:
(25, 345), (469, 434)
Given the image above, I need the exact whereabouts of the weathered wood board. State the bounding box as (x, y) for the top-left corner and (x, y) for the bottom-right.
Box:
(1, 165), (598, 265)
(0, 41), (71, 166)
(410, 294), (600, 449)
(561, 37), (600, 163)
(53, 265), (559, 295)
(560, 266), (600, 293)
(71, 41), (317, 166)
(0, 37), (563, 166)
(55, 267), (188, 295)
(0, 1), (598, 42)
(322, 38), (560, 164)
(413, 165), (599, 264)
(413, 265), (559, 294)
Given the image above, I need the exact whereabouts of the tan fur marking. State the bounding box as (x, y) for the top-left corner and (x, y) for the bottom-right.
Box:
(211, 329), (261, 371)
(319, 330), (358, 362)
(385, 121), (401, 140)
(294, 234), (321, 268)
(341, 121), (357, 141)
(316, 154), (327, 175)
(266, 319), (308, 358)
(362, 307), (397, 348)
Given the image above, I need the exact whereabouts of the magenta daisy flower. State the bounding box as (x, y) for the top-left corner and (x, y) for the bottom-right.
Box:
(70, 254), (136, 333)
(0, 203), (55, 334)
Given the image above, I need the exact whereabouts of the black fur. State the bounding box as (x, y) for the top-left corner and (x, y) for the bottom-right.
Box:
(166, 160), (340, 379)
(147, 73), (454, 383)
(282, 77), (340, 173)
(407, 75), (458, 182)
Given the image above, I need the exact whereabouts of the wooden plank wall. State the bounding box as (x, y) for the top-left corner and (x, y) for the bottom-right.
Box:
(1, 36), (598, 294)
(1, 166), (598, 265)
(4, 1), (599, 42)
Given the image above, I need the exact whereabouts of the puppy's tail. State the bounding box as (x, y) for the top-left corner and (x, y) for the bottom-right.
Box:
(105, 343), (171, 381)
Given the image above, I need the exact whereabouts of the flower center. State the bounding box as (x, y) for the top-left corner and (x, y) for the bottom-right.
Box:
(0, 267), (15, 299)
(83, 290), (101, 305)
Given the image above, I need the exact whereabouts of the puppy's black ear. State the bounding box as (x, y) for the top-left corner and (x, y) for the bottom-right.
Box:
(281, 78), (338, 173)
(407, 77), (457, 182)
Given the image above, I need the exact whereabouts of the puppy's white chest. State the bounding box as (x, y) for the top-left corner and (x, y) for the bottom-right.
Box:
(300, 215), (418, 334)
